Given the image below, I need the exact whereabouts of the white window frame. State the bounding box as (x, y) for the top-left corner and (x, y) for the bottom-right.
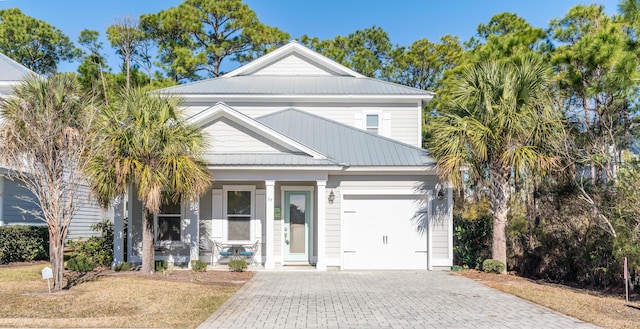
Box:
(223, 185), (255, 244)
(154, 199), (184, 246)
(363, 111), (382, 135)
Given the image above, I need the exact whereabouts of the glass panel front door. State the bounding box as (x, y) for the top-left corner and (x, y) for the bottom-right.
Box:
(284, 191), (310, 262)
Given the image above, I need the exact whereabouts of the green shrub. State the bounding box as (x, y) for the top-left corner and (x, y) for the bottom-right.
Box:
(482, 259), (505, 274)
(0, 225), (49, 264)
(228, 259), (247, 272)
(155, 260), (168, 272)
(66, 220), (113, 267)
(453, 213), (492, 269)
(66, 254), (95, 272)
(191, 259), (207, 272)
(113, 262), (132, 272)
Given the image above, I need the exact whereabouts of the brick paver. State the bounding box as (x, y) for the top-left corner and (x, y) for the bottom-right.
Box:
(197, 271), (600, 329)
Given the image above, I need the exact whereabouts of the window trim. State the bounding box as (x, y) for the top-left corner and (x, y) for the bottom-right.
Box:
(154, 199), (184, 246)
(363, 110), (382, 135)
(222, 185), (256, 244)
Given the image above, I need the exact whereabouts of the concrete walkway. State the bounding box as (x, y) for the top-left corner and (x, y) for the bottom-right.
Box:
(198, 270), (600, 329)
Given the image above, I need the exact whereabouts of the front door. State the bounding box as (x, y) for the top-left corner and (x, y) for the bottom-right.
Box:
(284, 191), (310, 262)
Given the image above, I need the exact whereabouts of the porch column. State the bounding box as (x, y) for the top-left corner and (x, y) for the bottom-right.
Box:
(112, 195), (125, 266)
(265, 180), (275, 270)
(316, 180), (327, 271)
(188, 199), (200, 268)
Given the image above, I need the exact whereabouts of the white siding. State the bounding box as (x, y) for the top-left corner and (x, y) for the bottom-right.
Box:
(67, 184), (103, 240)
(202, 117), (291, 153)
(253, 55), (332, 76)
(211, 103), (422, 148)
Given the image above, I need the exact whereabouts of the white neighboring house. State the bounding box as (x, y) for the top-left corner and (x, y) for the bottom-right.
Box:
(114, 41), (453, 270)
(0, 53), (103, 240)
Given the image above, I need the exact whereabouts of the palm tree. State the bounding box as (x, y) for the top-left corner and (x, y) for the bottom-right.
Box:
(87, 88), (211, 273)
(0, 74), (96, 290)
(426, 54), (563, 271)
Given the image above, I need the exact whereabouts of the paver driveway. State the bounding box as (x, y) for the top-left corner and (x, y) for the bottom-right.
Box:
(198, 270), (600, 329)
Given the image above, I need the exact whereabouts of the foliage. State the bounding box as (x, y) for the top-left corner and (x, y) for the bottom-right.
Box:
(155, 260), (168, 272)
(228, 259), (247, 272)
(191, 259), (207, 272)
(482, 259), (505, 274)
(66, 254), (96, 272)
(301, 26), (392, 79)
(427, 54), (562, 268)
(86, 88), (211, 274)
(67, 220), (114, 267)
(106, 16), (147, 90)
(0, 226), (49, 264)
(140, 0), (289, 81)
(113, 262), (132, 272)
(0, 8), (81, 74)
(0, 74), (98, 291)
(453, 211), (492, 269)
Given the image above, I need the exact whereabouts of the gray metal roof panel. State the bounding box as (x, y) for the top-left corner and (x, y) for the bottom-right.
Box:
(159, 76), (433, 97)
(0, 52), (36, 82)
(256, 109), (435, 167)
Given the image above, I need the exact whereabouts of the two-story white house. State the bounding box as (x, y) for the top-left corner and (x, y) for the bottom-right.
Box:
(113, 41), (453, 270)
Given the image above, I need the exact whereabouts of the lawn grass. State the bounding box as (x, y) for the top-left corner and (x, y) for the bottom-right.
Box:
(0, 263), (248, 328)
(457, 270), (640, 329)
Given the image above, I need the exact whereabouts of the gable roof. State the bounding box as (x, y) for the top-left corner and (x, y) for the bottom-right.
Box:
(188, 102), (339, 167)
(158, 41), (434, 102)
(257, 108), (435, 168)
(0, 52), (37, 96)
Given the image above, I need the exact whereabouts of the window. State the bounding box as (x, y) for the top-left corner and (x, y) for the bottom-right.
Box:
(366, 114), (379, 134)
(156, 200), (181, 242)
(227, 190), (252, 241)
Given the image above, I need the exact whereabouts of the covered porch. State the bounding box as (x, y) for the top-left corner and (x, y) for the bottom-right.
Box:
(112, 169), (330, 271)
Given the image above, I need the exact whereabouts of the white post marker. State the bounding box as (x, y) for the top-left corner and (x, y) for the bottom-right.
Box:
(624, 257), (629, 303)
(41, 266), (53, 293)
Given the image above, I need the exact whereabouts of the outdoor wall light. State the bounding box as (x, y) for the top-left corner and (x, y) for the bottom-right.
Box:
(328, 190), (335, 204)
(435, 183), (445, 200)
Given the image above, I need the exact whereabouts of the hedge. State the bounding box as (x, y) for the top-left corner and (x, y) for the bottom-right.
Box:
(0, 225), (49, 264)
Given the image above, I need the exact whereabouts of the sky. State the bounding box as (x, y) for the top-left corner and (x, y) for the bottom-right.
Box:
(0, 0), (621, 74)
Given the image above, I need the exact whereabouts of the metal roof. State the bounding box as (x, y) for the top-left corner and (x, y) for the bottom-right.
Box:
(159, 75), (433, 97)
(0, 52), (35, 82)
(0, 52), (37, 96)
(257, 109), (435, 167)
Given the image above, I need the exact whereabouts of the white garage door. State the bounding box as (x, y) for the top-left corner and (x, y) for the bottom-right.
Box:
(342, 194), (428, 270)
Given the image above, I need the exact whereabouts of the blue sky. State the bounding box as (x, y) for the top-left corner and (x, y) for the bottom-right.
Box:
(0, 0), (619, 73)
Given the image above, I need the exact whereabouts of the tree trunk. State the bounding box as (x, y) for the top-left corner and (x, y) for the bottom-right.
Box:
(490, 164), (510, 273)
(49, 228), (65, 291)
(141, 210), (155, 273)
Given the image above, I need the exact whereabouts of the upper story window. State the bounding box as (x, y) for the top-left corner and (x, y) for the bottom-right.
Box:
(156, 200), (182, 243)
(366, 114), (379, 134)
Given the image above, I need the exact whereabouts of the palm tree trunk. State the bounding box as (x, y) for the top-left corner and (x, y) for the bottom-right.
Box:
(490, 164), (510, 273)
(141, 210), (155, 273)
(49, 228), (65, 291)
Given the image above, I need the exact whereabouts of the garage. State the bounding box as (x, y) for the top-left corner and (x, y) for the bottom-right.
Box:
(342, 194), (430, 270)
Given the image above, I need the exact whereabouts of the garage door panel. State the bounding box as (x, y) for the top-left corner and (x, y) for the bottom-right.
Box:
(343, 195), (427, 270)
